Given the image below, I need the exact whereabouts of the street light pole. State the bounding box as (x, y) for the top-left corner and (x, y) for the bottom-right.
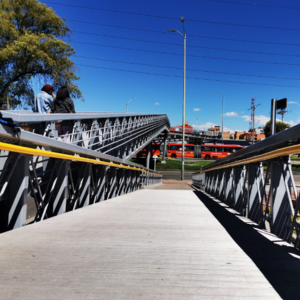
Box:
(168, 17), (186, 181)
(216, 92), (224, 143)
(126, 98), (135, 112)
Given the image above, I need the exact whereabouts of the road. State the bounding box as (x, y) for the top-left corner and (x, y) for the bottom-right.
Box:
(160, 170), (195, 180)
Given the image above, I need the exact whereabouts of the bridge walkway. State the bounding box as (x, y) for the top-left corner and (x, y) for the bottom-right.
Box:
(0, 189), (299, 299)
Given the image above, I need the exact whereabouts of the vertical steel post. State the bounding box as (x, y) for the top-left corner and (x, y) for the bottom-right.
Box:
(162, 133), (168, 162)
(270, 98), (276, 136)
(222, 95), (224, 143)
(181, 32), (186, 181)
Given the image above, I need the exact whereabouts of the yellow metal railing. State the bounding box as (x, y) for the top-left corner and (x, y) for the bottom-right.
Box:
(0, 142), (162, 177)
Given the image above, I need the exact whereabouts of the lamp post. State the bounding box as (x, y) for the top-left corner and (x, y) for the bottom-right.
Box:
(126, 98), (135, 112)
(168, 17), (186, 181)
(216, 92), (224, 143)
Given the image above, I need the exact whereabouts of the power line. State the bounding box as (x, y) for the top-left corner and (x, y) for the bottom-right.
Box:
(74, 55), (300, 81)
(194, 0), (300, 10)
(45, 2), (300, 32)
(76, 64), (299, 88)
(68, 19), (300, 47)
(71, 41), (300, 66)
(73, 31), (300, 58)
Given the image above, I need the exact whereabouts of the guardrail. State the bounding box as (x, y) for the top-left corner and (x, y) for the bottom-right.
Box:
(0, 113), (165, 234)
(0, 111), (170, 159)
(192, 123), (300, 246)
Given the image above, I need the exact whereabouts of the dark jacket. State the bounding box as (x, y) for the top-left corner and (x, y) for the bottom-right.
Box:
(51, 97), (75, 113)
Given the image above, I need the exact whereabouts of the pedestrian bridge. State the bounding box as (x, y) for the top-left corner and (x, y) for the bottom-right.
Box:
(1, 111), (300, 299)
(1, 187), (299, 299)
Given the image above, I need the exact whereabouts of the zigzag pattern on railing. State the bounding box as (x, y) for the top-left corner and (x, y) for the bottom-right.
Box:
(0, 111), (170, 159)
(0, 111), (170, 234)
(193, 123), (300, 247)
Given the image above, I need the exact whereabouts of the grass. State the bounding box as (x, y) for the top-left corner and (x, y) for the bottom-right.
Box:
(130, 158), (212, 170)
(291, 155), (300, 161)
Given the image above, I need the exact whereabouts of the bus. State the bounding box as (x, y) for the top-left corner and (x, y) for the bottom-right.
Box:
(167, 143), (201, 158)
(137, 142), (161, 157)
(201, 144), (244, 160)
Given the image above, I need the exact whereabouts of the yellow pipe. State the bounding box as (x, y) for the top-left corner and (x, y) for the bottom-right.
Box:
(201, 144), (300, 173)
(0, 142), (162, 177)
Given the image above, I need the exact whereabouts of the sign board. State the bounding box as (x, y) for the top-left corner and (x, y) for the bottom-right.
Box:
(276, 98), (287, 110)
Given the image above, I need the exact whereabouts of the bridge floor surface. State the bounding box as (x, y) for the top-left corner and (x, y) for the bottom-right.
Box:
(0, 189), (299, 299)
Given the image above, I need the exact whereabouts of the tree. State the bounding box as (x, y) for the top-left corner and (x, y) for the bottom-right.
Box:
(0, 0), (83, 110)
(264, 120), (290, 137)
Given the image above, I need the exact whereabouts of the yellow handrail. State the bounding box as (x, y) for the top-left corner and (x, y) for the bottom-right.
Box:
(0, 142), (162, 177)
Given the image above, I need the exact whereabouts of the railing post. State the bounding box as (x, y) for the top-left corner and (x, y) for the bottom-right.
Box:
(0, 153), (29, 233)
(270, 156), (293, 240)
(248, 163), (264, 223)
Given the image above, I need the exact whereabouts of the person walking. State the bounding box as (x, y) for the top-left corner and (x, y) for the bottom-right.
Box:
(34, 84), (55, 113)
(51, 86), (75, 113)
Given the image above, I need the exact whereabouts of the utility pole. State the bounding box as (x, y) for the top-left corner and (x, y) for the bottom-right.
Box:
(248, 98), (260, 143)
(277, 109), (291, 122)
(168, 17), (186, 181)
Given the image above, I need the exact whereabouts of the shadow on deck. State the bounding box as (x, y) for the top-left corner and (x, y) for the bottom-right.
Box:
(194, 190), (300, 300)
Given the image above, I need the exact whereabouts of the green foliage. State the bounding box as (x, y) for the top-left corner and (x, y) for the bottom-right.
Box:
(131, 158), (212, 170)
(0, 0), (83, 109)
(264, 120), (290, 137)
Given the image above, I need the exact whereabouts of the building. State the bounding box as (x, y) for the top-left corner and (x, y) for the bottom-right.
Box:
(208, 125), (220, 132)
(170, 122), (193, 133)
(242, 131), (265, 141)
(234, 131), (247, 140)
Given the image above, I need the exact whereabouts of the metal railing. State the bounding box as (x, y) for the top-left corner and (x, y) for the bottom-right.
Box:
(0, 112), (167, 234)
(192, 123), (300, 246)
(0, 111), (170, 159)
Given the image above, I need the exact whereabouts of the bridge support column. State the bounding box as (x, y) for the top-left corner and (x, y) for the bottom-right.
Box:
(146, 143), (152, 169)
(161, 133), (168, 163)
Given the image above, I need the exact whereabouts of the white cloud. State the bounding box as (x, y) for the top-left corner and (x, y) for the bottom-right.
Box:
(223, 112), (238, 117)
(224, 126), (234, 134)
(242, 114), (293, 126)
(155, 102), (159, 105)
(241, 111), (243, 114)
(193, 108), (200, 111)
(242, 115), (270, 126)
(192, 122), (216, 131)
(288, 101), (298, 104)
(287, 120), (297, 127)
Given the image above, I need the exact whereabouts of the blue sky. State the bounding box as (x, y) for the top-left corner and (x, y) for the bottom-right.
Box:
(41, 0), (300, 132)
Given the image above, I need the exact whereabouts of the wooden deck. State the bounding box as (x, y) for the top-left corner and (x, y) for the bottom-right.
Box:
(0, 189), (299, 299)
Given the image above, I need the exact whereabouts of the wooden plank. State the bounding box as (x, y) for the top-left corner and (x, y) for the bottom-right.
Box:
(0, 190), (286, 299)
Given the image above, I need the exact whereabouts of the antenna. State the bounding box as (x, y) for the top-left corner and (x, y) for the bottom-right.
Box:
(277, 109), (291, 122)
(247, 98), (261, 143)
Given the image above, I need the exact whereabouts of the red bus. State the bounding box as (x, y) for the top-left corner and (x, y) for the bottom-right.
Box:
(201, 144), (244, 160)
(137, 142), (161, 157)
(167, 143), (200, 158)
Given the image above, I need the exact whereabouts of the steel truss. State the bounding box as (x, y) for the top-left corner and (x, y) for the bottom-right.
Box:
(0, 112), (170, 159)
(0, 150), (161, 234)
(193, 156), (300, 246)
